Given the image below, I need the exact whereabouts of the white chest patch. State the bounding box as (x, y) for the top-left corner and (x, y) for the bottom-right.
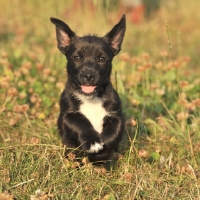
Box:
(77, 95), (108, 134)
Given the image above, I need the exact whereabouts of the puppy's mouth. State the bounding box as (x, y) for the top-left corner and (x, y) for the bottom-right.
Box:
(81, 85), (97, 94)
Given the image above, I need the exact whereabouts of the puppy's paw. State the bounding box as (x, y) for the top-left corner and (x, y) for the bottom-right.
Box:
(87, 142), (104, 153)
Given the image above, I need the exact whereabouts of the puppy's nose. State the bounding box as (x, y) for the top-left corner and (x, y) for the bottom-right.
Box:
(80, 72), (96, 84)
(83, 74), (94, 82)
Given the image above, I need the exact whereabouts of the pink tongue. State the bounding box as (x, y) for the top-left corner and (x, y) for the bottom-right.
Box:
(81, 85), (96, 93)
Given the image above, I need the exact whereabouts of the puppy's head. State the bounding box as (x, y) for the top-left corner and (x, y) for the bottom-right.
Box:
(50, 15), (126, 98)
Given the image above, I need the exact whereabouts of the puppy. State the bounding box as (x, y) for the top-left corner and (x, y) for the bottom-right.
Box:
(50, 15), (126, 162)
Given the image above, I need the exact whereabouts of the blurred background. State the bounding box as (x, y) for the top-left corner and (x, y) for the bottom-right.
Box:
(1, 0), (200, 64)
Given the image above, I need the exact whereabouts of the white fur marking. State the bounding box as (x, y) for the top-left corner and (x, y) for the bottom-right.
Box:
(76, 94), (108, 134)
(87, 142), (104, 153)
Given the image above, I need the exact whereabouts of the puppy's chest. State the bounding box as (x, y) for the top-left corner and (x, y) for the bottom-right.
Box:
(79, 97), (108, 134)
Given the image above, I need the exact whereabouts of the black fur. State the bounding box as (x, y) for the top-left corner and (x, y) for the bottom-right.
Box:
(50, 15), (126, 162)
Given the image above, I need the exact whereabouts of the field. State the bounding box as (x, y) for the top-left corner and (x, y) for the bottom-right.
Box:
(0, 0), (200, 199)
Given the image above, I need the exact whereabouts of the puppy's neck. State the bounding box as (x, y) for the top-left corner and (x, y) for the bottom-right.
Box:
(74, 92), (96, 101)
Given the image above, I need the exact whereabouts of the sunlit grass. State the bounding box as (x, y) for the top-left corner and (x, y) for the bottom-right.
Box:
(0, 0), (200, 199)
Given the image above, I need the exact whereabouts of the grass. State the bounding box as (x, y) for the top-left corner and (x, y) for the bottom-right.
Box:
(0, 0), (200, 199)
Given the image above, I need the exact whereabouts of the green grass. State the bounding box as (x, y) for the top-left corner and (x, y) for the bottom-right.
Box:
(1, 0), (200, 199)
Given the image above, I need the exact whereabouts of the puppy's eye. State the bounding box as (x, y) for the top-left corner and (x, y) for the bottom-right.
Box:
(98, 57), (106, 63)
(74, 56), (81, 62)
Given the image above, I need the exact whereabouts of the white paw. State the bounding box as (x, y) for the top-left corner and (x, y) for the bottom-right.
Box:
(87, 142), (104, 153)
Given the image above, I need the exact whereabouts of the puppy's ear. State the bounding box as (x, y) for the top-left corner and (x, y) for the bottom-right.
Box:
(50, 17), (76, 54)
(103, 15), (126, 56)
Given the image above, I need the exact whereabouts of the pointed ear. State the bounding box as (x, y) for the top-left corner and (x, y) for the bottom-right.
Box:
(50, 17), (76, 54)
(103, 15), (126, 56)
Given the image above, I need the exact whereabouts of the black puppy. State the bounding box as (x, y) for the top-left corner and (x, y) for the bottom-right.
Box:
(50, 15), (126, 162)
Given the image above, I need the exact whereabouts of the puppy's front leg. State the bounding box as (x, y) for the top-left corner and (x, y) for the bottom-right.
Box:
(62, 113), (104, 153)
(101, 115), (124, 152)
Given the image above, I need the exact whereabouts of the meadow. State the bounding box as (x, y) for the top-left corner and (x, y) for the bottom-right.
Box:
(0, 0), (200, 199)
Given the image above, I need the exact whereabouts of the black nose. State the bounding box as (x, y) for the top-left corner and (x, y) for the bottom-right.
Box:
(83, 74), (94, 82)
(80, 72), (96, 84)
